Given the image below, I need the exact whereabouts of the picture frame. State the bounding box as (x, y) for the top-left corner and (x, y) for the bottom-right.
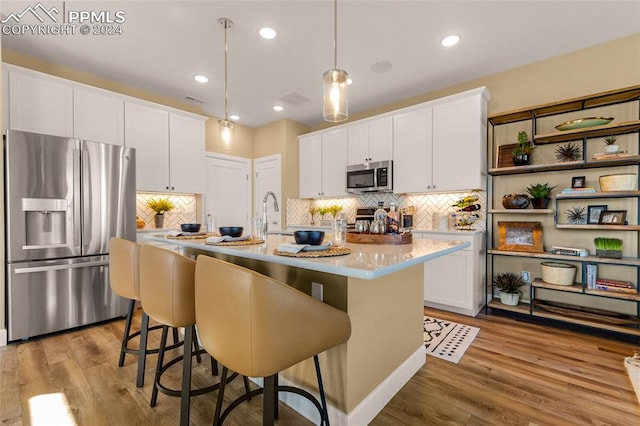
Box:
(598, 210), (627, 225)
(496, 143), (517, 168)
(497, 221), (544, 253)
(571, 176), (585, 189)
(587, 205), (607, 224)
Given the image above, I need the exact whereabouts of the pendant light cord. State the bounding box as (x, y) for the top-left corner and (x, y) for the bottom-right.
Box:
(223, 19), (230, 121)
(333, 0), (338, 69)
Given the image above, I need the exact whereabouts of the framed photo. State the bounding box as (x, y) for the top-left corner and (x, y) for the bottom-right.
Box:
(598, 210), (627, 225)
(496, 143), (517, 168)
(571, 176), (585, 189)
(587, 205), (607, 224)
(498, 221), (544, 253)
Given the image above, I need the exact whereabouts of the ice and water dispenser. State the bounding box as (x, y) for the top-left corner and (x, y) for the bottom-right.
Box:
(22, 198), (68, 248)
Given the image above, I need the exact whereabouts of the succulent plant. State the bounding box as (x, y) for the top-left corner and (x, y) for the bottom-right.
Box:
(513, 131), (535, 156)
(555, 142), (581, 162)
(565, 206), (586, 224)
(603, 136), (617, 146)
(526, 183), (556, 199)
(494, 272), (525, 295)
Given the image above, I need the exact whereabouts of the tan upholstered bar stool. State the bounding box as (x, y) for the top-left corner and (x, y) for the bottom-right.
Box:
(194, 255), (352, 426)
(139, 245), (225, 426)
(109, 237), (168, 387)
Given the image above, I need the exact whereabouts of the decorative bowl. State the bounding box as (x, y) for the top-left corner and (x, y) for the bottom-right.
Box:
(541, 262), (576, 286)
(502, 194), (530, 209)
(219, 226), (243, 237)
(555, 117), (614, 131)
(293, 230), (325, 245)
(599, 174), (637, 191)
(180, 223), (201, 232)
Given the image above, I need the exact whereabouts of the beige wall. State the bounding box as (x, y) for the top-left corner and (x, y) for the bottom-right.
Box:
(1, 45), (4, 333)
(204, 117), (254, 157)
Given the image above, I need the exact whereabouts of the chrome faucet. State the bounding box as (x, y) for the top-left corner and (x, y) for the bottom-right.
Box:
(262, 191), (280, 235)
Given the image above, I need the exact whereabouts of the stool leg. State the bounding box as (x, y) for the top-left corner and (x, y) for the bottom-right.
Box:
(118, 299), (135, 367)
(180, 325), (194, 426)
(263, 375), (277, 426)
(136, 311), (151, 388)
(173, 327), (180, 344)
(242, 375), (251, 397)
(274, 374), (279, 420)
(314, 354), (329, 426)
(191, 325), (202, 364)
(213, 367), (229, 426)
(151, 325), (169, 407)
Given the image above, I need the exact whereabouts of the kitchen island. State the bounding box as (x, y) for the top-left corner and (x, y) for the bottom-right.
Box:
(145, 234), (469, 425)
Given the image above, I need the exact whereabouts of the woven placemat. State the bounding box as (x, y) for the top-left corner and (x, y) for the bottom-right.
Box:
(166, 233), (213, 240)
(206, 239), (264, 246)
(273, 247), (351, 258)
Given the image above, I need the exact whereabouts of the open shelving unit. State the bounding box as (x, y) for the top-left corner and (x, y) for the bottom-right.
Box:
(486, 85), (640, 339)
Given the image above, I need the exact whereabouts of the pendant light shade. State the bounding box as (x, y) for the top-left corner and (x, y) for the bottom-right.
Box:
(323, 0), (348, 122)
(218, 17), (234, 144)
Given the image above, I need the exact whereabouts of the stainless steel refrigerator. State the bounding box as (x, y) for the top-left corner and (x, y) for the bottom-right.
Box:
(4, 129), (135, 341)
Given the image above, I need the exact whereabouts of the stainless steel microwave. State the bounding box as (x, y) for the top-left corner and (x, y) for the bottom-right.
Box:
(346, 160), (393, 193)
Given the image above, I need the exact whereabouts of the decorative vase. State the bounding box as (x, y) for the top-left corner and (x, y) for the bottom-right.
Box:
(499, 292), (520, 306)
(512, 154), (530, 166)
(596, 249), (622, 259)
(531, 197), (551, 209)
(502, 193), (530, 209)
(604, 144), (619, 153)
(154, 214), (165, 229)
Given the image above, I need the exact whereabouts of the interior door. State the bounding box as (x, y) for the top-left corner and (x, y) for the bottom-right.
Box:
(254, 155), (282, 232)
(205, 154), (251, 230)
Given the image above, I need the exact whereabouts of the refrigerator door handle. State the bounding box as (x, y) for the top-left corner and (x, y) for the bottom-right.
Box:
(14, 260), (109, 274)
(81, 148), (91, 248)
(73, 148), (81, 247)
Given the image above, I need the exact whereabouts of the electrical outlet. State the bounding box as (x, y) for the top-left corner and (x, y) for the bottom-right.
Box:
(521, 271), (531, 283)
(311, 282), (323, 301)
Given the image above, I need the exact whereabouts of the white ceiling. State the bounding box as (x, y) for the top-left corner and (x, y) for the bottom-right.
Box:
(1, 1), (639, 128)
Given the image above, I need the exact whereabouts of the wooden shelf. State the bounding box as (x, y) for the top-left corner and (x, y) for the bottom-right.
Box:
(585, 289), (640, 302)
(487, 299), (530, 314)
(489, 157), (640, 175)
(556, 224), (640, 231)
(489, 209), (553, 214)
(532, 278), (640, 301)
(488, 249), (640, 266)
(531, 278), (582, 293)
(487, 85), (640, 125)
(556, 190), (640, 200)
(532, 309), (640, 337)
(534, 120), (640, 145)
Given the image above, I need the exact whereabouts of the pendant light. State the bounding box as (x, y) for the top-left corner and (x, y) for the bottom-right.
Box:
(218, 17), (234, 144)
(323, 0), (348, 122)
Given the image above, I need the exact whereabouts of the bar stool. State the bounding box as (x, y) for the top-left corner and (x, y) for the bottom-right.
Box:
(139, 245), (247, 426)
(109, 237), (173, 387)
(194, 255), (352, 426)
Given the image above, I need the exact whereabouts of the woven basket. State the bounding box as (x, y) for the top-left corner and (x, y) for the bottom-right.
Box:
(624, 353), (640, 405)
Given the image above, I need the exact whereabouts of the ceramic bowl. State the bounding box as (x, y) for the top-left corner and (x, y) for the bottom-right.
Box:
(599, 174), (637, 191)
(180, 223), (201, 232)
(502, 193), (530, 209)
(293, 230), (325, 245)
(541, 262), (576, 286)
(219, 226), (243, 237)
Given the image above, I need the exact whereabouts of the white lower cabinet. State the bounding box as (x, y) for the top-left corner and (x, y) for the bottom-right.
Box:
(418, 231), (485, 316)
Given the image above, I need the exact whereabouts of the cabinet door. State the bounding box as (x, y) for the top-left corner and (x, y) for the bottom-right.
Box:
(124, 102), (169, 192)
(9, 70), (73, 137)
(169, 113), (205, 193)
(433, 96), (485, 191)
(74, 87), (124, 145)
(368, 116), (393, 162)
(393, 107), (432, 193)
(321, 128), (348, 197)
(299, 134), (323, 198)
(424, 251), (472, 310)
(2, 68), (9, 131)
(347, 123), (369, 165)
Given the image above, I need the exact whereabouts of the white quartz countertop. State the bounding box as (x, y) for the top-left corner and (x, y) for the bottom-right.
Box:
(144, 234), (470, 280)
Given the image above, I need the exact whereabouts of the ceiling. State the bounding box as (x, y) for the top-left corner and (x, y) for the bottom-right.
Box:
(1, 1), (639, 128)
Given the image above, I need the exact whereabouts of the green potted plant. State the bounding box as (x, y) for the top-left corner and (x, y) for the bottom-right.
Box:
(603, 136), (619, 153)
(147, 197), (174, 229)
(494, 272), (525, 306)
(594, 237), (623, 259)
(512, 131), (535, 166)
(526, 182), (556, 209)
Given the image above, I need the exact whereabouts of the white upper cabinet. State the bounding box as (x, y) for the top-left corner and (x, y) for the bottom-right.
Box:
(299, 128), (347, 198)
(393, 107), (433, 193)
(124, 101), (170, 192)
(347, 116), (393, 165)
(168, 113), (205, 194)
(8, 69), (73, 137)
(74, 86), (124, 145)
(299, 134), (323, 198)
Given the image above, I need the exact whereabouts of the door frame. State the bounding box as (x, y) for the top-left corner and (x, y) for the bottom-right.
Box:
(253, 154), (282, 227)
(204, 152), (252, 229)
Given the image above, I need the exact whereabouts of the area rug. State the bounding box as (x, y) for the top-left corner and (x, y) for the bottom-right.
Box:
(423, 316), (479, 364)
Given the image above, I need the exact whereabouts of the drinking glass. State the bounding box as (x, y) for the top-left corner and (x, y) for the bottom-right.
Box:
(252, 217), (265, 240)
(333, 214), (347, 247)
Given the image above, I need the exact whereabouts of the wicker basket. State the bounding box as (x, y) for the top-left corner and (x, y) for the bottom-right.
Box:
(599, 174), (637, 191)
(624, 353), (640, 405)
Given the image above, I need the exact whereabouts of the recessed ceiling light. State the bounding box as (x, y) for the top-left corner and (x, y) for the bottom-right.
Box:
(194, 75), (208, 83)
(273, 105), (284, 112)
(230, 114), (239, 121)
(259, 26), (277, 39)
(441, 34), (460, 47)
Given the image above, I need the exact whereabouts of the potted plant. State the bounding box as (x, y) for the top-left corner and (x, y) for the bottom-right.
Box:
(594, 237), (623, 259)
(147, 197), (175, 229)
(494, 272), (525, 306)
(603, 136), (619, 153)
(512, 131), (535, 166)
(526, 182), (556, 209)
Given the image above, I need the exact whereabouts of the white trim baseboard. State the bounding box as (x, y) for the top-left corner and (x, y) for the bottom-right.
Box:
(249, 345), (426, 425)
(0, 328), (7, 347)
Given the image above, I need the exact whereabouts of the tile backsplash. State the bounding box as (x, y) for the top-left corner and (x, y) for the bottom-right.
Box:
(136, 192), (198, 230)
(286, 191), (486, 231)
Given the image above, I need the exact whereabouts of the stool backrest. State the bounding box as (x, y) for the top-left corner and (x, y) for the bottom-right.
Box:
(109, 238), (140, 300)
(194, 255), (351, 378)
(139, 245), (196, 328)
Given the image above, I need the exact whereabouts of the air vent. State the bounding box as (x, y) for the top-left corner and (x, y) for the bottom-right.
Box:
(278, 91), (311, 106)
(185, 95), (205, 103)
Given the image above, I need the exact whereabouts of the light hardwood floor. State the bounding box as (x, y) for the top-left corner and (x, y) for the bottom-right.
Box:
(1, 307), (639, 425)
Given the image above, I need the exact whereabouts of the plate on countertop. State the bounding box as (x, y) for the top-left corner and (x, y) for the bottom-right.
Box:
(555, 117), (614, 131)
(301, 243), (333, 252)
